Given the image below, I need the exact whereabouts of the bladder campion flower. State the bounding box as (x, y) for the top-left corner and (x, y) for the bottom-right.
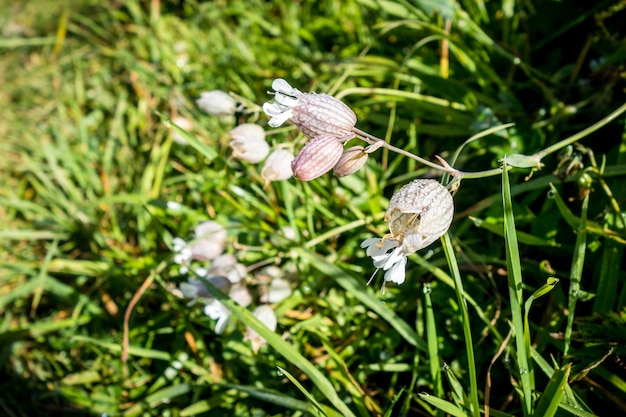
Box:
(189, 221), (228, 261)
(263, 78), (357, 140)
(228, 123), (270, 163)
(261, 149), (295, 182)
(385, 179), (454, 252)
(362, 179), (454, 286)
(196, 90), (237, 116)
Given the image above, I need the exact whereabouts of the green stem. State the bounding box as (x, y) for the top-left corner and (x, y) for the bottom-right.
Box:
(563, 193), (589, 358)
(352, 127), (503, 179)
(441, 234), (481, 417)
(535, 101), (626, 160)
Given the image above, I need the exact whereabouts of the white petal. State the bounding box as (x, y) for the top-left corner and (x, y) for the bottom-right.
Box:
(214, 314), (229, 334)
(360, 237), (381, 249)
(381, 247), (405, 271)
(268, 110), (294, 128)
(274, 92), (299, 107)
(383, 255), (407, 284)
(172, 237), (187, 251)
(229, 284), (252, 308)
(204, 299), (228, 320)
(262, 102), (285, 117)
(362, 238), (398, 258)
(179, 281), (199, 298)
(261, 278), (292, 303)
(402, 232), (425, 254)
(245, 304), (277, 353)
(272, 78), (294, 94)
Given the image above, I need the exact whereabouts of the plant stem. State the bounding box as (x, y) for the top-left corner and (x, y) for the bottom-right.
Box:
(535, 101), (626, 160)
(352, 127), (503, 179)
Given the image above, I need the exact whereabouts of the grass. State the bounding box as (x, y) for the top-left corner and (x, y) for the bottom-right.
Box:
(1, 0), (626, 416)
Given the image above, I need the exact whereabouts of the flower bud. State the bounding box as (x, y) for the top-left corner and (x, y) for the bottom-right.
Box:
(261, 149), (295, 182)
(291, 134), (344, 181)
(384, 179), (453, 253)
(291, 93), (357, 140)
(228, 123), (270, 163)
(196, 90), (236, 116)
(333, 146), (368, 177)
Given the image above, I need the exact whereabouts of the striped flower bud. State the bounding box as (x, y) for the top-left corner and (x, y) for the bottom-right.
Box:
(384, 179), (453, 253)
(228, 123), (270, 163)
(263, 79), (357, 140)
(291, 93), (356, 140)
(291, 134), (344, 181)
(333, 146), (368, 177)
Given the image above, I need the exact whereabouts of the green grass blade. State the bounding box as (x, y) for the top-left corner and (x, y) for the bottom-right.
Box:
(200, 277), (357, 417)
(221, 382), (344, 417)
(533, 364), (571, 417)
(593, 239), (623, 313)
(296, 248), (424, 350)
(424, 283), (444, 400)
(523, 277), (559, 372)
(563, 191), (589, 358)
(277, 366), (335, 417)
(417, 393), (468, 417)
(501, 160), (533, 416)
(442, 233), (480, 417)
(162, 114), (217, 161)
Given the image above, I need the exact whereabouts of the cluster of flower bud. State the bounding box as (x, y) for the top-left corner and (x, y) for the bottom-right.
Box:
(195, 88), (297, 184)
(263, 78), (369, 181)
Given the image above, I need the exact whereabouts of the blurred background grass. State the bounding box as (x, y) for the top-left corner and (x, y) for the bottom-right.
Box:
(1, 0), (625, 416)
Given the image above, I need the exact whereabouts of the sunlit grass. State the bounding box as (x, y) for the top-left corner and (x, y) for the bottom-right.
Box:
(1, 0), (625, 416)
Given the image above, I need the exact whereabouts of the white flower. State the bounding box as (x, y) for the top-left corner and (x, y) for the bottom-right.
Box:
(385, 179), (454, 252)
(228, 124), (270, 164)
(229, 283), (252, 307)
(256, 266), (292, 303)
(207, 254), (247, 284)
(202, 283), (252, 334)
(361, 238), (408, 285)
(196, 90), (237, 116)
(361, 179), (454, 287)
(172, 237), (192, 274)
(260, 277), (292, 303)
(261, 149), (295, 182)
(263, 78), (357, 140)
(189, 221), (228, 261)
(262, 79), (303, 128)
(204, 299), (231, 334)
(245, 304), (277, 353)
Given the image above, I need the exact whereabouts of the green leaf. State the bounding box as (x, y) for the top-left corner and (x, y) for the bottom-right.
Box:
(502, 160), (534, 416)
(417, 393), (468, 417)
(501, 153), (543, 169)
(533, 364), (571, 417)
